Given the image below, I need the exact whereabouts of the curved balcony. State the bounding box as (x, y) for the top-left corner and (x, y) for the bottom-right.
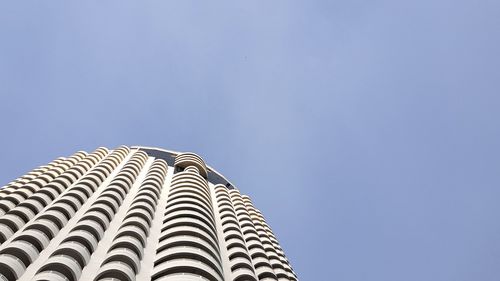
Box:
(38, 255), (82, 281)
(103, 248), (141, 274)
(174, 153), (208, 178)
(0, 240), (39, 267)
(52, 241), (91, 268)
(109, 236), (144, 259)
(25, 219), (59, 239)
(95, 261), (135, 281)
(31, 271), (68, 281)
(0, 254), (26, 281)
(63, 230), (99, 253)
(152, 252), (223, 281)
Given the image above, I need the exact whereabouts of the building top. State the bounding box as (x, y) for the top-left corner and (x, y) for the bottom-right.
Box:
(131, 146), (236, 189)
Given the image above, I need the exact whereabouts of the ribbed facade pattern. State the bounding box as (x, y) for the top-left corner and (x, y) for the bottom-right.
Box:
(0, 146), (298, 281)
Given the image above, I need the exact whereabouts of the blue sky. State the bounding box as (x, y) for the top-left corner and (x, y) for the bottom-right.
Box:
(1, 1), (499, 280)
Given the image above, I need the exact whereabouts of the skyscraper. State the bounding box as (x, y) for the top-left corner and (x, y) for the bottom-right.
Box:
(0, 146), (298, 281)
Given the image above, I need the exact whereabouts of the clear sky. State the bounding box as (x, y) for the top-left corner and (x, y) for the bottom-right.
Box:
(0, 1), (499, 280)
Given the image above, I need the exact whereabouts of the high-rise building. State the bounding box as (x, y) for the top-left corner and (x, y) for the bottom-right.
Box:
(0, 146), (298, 281)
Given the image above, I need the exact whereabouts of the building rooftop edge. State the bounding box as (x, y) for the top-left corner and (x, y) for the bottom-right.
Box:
(130, 145), (236, 190)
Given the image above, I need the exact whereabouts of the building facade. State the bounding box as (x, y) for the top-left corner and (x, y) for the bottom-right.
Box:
(0, 146), (298, 281)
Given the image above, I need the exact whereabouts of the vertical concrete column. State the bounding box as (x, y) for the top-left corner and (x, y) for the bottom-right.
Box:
(135, 156), (174, 281)
(152, 153), (224, 281)
(30, 150), (148, 281)
(213, 185), (258, 281)
(233, 190), (278, 281)
(93, 159), (168, 281)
